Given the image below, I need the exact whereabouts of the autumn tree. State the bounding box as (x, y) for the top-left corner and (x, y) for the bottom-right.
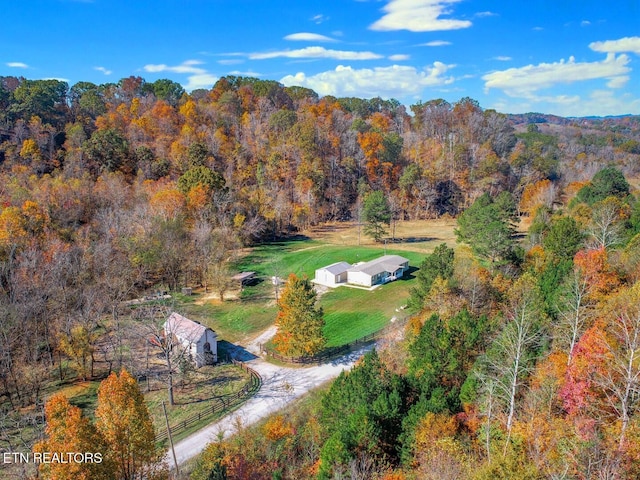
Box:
(58, 324), (98, 381)
(95, 369), (166, 480)
(273, 274), (326, 357)
(34, 393), (113, 480)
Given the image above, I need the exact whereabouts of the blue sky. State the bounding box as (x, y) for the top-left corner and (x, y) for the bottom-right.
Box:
(2, 0), (639, 116)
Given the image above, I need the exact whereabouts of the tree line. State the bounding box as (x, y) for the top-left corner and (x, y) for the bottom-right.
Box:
(193, 166), (640, 479)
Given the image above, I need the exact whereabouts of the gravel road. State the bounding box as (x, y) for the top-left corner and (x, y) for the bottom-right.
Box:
(166, 330), (372, 467)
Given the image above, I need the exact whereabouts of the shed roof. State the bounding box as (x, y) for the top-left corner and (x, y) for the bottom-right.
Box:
(319, 261), (352, 275)
(348, 255), (409, 277)
(232, 271), (256, 282)
(164, 312), (214, 342)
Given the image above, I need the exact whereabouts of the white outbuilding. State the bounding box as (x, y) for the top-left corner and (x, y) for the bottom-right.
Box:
(314, 261), (352, 286)
(163, 312), (217, 367)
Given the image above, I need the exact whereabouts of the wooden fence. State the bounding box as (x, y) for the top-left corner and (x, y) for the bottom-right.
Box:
(155, 359), (262, 443)
(265, 314), (411, 365)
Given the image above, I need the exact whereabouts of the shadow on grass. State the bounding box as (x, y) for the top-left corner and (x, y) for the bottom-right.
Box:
(397, 265), (420, 281)
(217, 340), (259, 363)
(388, 236), (438, 244)
(173, 374), (246, 406)
(253, 234), (312, 248)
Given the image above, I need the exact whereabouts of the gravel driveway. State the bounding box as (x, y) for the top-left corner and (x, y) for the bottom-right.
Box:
(167, 330), (373, 467)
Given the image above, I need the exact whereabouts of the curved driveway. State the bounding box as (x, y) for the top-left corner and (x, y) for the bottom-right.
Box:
(168, 337), (372, 466)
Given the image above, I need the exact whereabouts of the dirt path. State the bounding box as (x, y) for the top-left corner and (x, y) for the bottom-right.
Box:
(167, 338), (372, 467)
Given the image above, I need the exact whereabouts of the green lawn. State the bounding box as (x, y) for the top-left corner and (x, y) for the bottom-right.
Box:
(145, 363), (250, 443)
(321, 279), (414, 347)
(181, 298), (277, 344)
(182, 240), (424, 347)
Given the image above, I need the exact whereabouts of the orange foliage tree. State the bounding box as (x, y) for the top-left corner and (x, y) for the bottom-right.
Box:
(34, 393), (112, 480)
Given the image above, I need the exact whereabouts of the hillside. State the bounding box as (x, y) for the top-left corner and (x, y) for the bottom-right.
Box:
(1, 75), (640, 479)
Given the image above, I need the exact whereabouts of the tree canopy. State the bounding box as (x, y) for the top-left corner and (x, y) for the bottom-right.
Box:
(273, 274), (326, 357)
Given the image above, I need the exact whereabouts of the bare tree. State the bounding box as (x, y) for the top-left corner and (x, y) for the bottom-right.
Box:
(485, 275), (542, 451)
(594, 283), (640, 450)
(555, 269), (593, 366)
(588, 198), (626, 249)
(348, 452), (377, 480)
(133, 305), (192, 406)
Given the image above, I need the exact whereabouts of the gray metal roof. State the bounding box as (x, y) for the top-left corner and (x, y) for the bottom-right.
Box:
(319, 261), (352, 275)
(347, 255), (409, 277)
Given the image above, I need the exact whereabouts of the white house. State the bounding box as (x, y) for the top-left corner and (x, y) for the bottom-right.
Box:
(314, 261), (352, 286)
(347, 255), (410, 287)
(314, 255), (410, 288)
(163, 312), (217, 367)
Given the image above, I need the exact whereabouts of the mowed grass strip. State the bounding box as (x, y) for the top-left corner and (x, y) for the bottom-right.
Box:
(321, 278), (414, 347)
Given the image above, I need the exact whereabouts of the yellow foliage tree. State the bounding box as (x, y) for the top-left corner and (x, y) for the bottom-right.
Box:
(95, 369), (167, 480)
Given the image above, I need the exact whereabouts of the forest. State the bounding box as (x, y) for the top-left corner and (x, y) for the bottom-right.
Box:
(1, 74), (640, 479)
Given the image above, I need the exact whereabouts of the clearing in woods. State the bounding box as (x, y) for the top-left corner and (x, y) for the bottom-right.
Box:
(180, 219), (459, 346)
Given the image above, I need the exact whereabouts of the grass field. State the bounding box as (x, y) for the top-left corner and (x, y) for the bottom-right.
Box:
(181, 232), (431, 347)
(321, 277), (414, 346)
(145, 363), (250, 442)
(302, 219), (459, 253)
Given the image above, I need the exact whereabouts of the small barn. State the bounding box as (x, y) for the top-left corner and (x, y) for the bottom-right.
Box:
(314, 261), (352, 286)
(163, 312), (217, 367)
(347, 255), (409, 287)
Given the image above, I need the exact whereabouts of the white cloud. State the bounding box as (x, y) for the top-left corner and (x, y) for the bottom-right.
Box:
(284, 32), (336, 42)
(183, 74), (218, 91)
(589, 36), (640, 55)
(532, 26), (544, 31)
(217, 59), (244, 66)
(581, 20), (591, 27)
(312, 14), (329, 24)
(607, 76), (629, 88)
(6, 62), (28, 68)
(249, 47), (383, 60)
(280, 62), (455, 98)
(492, 56), (512, 61)
(389, 54), (410, 60)
(370, 0), (472, 32)
(228, 70), (263, 77)
(475, 11), (497, 18)
(483, 53), (631, 97)
(143, 60), (206, 74)
(94, 66), (112, 75)
(419, 40), (452, 47)
(490, 90), (640, 117)
(142, 60), (217, 92)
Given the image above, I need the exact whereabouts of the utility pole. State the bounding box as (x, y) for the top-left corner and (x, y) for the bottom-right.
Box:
(163, 401), (180, 476)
